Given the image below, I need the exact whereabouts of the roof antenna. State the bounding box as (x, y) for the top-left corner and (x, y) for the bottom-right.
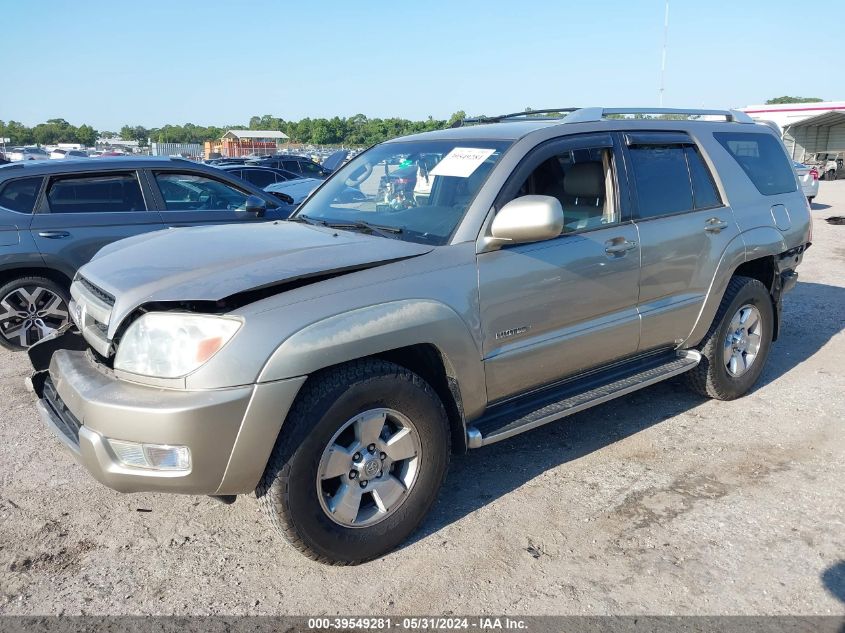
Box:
(659, 0), (670, 107)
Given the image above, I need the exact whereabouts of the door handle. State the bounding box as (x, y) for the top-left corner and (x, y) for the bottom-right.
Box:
(704, 218), (729, 233)
(604, 239), (638, 255)
(37, 231), (71, 239)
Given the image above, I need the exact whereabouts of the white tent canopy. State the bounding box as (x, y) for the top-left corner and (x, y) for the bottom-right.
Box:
(783, 112), (845, 161)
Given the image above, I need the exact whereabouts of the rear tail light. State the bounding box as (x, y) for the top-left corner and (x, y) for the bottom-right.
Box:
(810, 168), (819, 180)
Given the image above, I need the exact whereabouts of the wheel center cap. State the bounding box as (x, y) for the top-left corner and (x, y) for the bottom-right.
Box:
(361, 457), (381, 479)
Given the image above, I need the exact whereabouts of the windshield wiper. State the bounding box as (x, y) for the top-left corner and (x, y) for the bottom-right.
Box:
(291, 215), (402, 239)
(332, 220), (403, 238)
(289, 214), (324, 226)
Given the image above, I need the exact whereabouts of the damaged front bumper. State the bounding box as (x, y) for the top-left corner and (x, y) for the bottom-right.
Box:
(27, 329), (305, 495)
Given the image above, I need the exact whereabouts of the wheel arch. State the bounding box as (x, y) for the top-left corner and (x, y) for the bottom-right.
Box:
(0, 266), (73, 291)
(257, 299), (487, 449)
(684, 227), (786, 347)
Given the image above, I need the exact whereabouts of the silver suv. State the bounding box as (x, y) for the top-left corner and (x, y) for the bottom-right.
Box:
(28, 108), (812, 564)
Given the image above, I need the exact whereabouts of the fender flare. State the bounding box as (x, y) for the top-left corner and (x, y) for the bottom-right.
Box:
(684, 226), (786, 347)
(257, 299), (487, 420)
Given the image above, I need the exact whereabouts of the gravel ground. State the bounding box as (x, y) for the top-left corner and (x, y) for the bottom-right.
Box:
(1, 183), (844, 616)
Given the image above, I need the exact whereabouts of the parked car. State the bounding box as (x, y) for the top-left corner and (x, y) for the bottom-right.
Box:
(248, 151), (347, 179)
(0, 157), (295, 350)
(27, 107), (810, 565)
(263, 177), (323, 205)
(216, 164), (302, 189)
(50, 149), (89, 160)
(793, 161), (819, 202)
(205, 157), (248, 166)
(8, 147), (50, 161)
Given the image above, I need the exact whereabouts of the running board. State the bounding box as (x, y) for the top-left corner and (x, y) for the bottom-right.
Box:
(466, 350), (701, 448)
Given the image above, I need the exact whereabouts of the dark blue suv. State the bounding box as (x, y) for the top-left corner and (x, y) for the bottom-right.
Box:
(0, 157), (294, 349)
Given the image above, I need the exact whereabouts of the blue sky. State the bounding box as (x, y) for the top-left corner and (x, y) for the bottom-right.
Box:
(3, 0), (844, 130)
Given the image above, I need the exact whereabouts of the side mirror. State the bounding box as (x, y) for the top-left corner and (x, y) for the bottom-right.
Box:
(489, 195), (563, 246)
(244, 195), (267, 217)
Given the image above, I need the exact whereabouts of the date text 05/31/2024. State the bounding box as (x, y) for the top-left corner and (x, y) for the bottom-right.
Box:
(307, 617), (528, 630)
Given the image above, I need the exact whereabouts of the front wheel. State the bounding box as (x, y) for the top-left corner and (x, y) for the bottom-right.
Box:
(0, 276), (70, 351)
(685, 276), (774, 400)
(257, 359), (451, 564)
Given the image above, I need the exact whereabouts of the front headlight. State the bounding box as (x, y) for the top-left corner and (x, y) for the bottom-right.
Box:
(114, 313), (242, 378)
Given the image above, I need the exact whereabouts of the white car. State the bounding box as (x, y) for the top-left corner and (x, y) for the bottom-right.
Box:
(50, 149), (89, 159)
(264, 177), (323, 205)
(8, 147), (50, 161)
(793, 161), (819, 202)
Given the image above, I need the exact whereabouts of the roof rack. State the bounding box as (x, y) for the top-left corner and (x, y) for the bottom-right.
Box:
(562, 107), (754, 124)
(452, 108), (579, 128)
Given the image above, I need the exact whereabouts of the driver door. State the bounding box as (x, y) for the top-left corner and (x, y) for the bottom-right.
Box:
(478, 134), (642, 402)
(146, 169), (286, 227)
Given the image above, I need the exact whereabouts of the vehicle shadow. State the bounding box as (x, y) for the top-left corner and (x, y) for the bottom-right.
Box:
(408, 281), (845, 546)
(821, 561), (845, 633)
(811, 202), (832, 210)
(756, 281), (845, 389)
(822, 561), (845, 603)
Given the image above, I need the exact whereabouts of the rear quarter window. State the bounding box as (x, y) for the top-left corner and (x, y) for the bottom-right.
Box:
(0, 177), (43, 214)
(713, 132), (796, 196)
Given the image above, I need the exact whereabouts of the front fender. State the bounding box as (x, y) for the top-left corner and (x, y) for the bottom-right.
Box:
(684, 226), (787, 347)
(257, 299), (487, 419)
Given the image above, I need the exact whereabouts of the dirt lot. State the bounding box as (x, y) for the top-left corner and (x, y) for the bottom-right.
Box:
(1, 183), (844, 617)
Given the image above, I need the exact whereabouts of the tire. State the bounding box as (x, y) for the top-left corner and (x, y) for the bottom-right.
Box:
(256, 359), (451, 565)
(685, 276), (774, 400)
(0, 276), (70, 351)
(808, 196), (815, 204)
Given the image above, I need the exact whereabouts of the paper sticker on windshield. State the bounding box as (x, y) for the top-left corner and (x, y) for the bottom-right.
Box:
(429, 147), (496, 178)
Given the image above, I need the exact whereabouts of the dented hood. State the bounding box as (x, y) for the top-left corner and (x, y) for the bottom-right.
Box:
(81, 221), (433, 335)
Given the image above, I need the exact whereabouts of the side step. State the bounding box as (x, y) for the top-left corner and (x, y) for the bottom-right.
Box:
(466, 350), (701, 448)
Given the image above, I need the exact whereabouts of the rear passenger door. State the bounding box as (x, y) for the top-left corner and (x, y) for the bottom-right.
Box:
(30, 170), (164, 277)
(0, 176), (44, 268)
(622, 131), (738, 351)
(478, 134), (642, 402)
(147, 169), (287, 227)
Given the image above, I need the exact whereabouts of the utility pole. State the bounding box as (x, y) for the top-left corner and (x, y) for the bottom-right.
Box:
(659, 0), (670, 107)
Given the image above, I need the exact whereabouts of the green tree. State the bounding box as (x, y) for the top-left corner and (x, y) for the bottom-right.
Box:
(446, 110), (467, 127)
(765, 96), (823, 104)
(75, 124), (97, 147)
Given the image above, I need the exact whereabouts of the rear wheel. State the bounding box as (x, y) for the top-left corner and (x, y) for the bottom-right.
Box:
(0, 276), (70, 351)
(685, 276), (773, 400)
(257, 359), (451, 564)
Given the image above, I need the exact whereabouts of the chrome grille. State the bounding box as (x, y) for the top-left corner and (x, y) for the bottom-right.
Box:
(69, 277), (114, 357)
(77, 276), (115, 307)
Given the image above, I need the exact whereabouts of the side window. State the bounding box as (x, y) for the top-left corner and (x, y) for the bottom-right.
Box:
(512, 146), (618, 233)
(629, 145), (693, 218)
(685, 146), (721, 209)
(713, 132), (796, 196)
(282, 161), (301, 173)
(0, 177), (43, 214)
(242, 169), (275, 188)
(46, 172), (145, 213)
(154, 172), (249, 211)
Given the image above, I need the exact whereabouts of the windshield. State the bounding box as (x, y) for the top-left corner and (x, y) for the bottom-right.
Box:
(293, 139), (511, 245)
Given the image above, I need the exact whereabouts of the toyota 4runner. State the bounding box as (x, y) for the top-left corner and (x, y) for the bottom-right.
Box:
(27, 107), (811, 564)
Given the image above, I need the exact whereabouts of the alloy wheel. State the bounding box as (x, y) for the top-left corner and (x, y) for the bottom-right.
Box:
(0, 285), (69, 347)
(723, 304), (763, 377)
(316, 408), (422, 528)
